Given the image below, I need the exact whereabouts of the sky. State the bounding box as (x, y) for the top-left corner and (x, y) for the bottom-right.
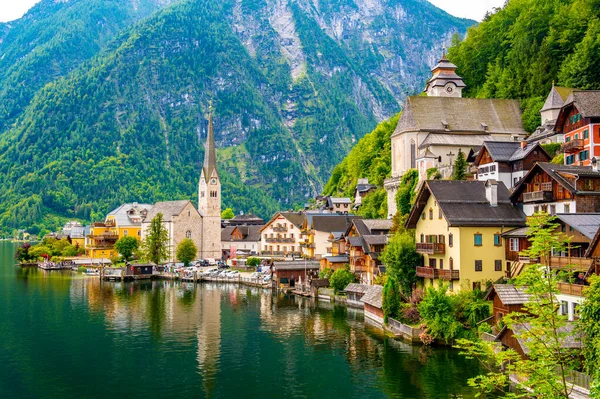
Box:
(0, 0), (505, 23)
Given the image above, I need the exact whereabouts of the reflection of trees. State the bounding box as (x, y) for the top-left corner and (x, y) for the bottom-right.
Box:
(146, 283), (167, 340)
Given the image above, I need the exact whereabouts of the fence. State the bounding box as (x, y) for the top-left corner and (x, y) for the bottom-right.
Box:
(388, 317), (423, 342)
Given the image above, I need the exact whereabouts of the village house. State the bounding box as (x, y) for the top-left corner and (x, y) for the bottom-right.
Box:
(141, 200), (203, 262)
(85, 202), (152, 259)
(510, 162), (600, 216)
(272, 261), (320, 288)
(320, 196), (353, 214)
(221, 224), (263, 258)
(474, 141), (551, 189)
(62, 221), (86, 249)
(347, 219), (392, 285)
(406, 180), (526, 292)
(527, 85), (575, 144)
(260, 212), (305, 258)
(221, 212), (265, 227)
(553, 90), (600, 166)
(384, 54), (527, 216)
(362, 284), (384, 325)
(486, 284), (530, 327)
(344, 283), (370, 308)
(353, 178), (377, 208)
(320, 232), (349, 271)
(495, 322), (582, 360)
(300, 214), (361, 260)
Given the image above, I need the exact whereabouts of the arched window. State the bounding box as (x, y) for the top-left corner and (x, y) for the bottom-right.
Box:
(449, 233), (453, 247)
(429, 208), (433, 220)
(410, 139), (416, 169)
(449, 257), (454, 270)
(186, 230), (192, 239)
(420, 233), (424, 243)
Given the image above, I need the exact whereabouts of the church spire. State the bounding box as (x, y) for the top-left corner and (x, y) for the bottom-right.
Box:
(202, 103), (218, 179)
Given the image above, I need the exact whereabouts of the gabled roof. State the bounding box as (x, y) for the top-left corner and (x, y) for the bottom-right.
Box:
(486, 284), (530, 305)
(261, 212), (305, 232)
(144, 201), (192, 222)
(362, 219), (393, 233)
(106, 203), (153, 227)
(273, 261), (320, 270)
(406, 180), (526, 228)
(323, 255), (349, 263)
(555, 213), (600, 240)
(563, 90), (600, 118)
(511, 163), (600, 201)
(393, 96), (527, 137)
(362, 285), (383, 308)
(496, 322), (582, 355)
(307, 214), (361, 233)
(540, 86), (574, 112)
(344, 283), (370, 294)
(475, 141), (550, 166)
(221, 225), (263, 242)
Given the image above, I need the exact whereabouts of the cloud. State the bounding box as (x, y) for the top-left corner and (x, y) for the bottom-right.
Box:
(427, 0), (506, 21)
(0, 0), (41, 23)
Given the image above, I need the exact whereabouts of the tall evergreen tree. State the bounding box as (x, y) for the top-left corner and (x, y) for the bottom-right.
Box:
(143, 213), (169, 265)
(452, 149), (467, 180)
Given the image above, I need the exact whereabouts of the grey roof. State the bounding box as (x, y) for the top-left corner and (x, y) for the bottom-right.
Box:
(555, 213), (600, 240)
(221, 226), (236, 241)
(231, 213), (264, 222)
(502, 226), (529, 238)
(107, 203), (153, 227)
(144, 200), (191, 222)
(221, 225), (263, 242)
(362, 285), (383, 308)
(201, 112), (218, 179)
(526, 120), (560, 143)
(419, 133), (494, 149)
(344, 283), (370, 294)
(487, 284), (530, 305)
(511, 163), (600, 200)
(407, 180), (526, 228)
(308, 214), (361, 233)
(540, 86), (573, 112)
(264, 212), (306, 230)
(363, 235), (388, 246)
(348, 236), (363, 247)
(356, 183), (377, 193)
(394, 96), (527, 137)
(477, 141), (549, 165)
(563, 90), (600, 118)
(273, 261), (320, 270)
(362, 219), (393, 232)
(324, 255), (349, 263)
(498, 322), (582, 355)
(424, 55), (466, 89)
(331, 197), (353, 204)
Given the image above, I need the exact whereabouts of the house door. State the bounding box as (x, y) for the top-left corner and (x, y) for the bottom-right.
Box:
(290, 278), (295, 288)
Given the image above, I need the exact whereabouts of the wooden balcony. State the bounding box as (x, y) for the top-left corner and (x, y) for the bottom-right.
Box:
(265, 237), (295, 243)
(437, 269), (460, 281)
(416, 266), (435, 279)
(416, 243), (445, 255)
(557, 282), (586, 297)
(272, 226), (287, 232)
(88, 234), (119, 241)
(549, 256), (593, 272)
(562, 139), (584, 153)
(523, 190), (554, 203)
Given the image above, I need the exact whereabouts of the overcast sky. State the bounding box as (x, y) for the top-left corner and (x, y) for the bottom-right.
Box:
(0, 0), (505, 23)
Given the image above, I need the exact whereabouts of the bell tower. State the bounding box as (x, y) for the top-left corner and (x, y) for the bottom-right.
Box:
(424, 51), (466, 97)
(198, 103), (222, 259)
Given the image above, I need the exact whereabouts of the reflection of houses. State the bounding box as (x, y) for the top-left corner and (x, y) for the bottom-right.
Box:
(362, 285), (384, 325)
(347, 219), (392, 285)
(385, 54), (527, 216)
(510, 163), (600, 216)
(300, 214), (361, 259)
(260, 212), (305, 258)
(406, 180), (526, 292)
(141, 200), (203, 262)
(221, 224), (263, 258)
(474, 141), (550, 189)
(272, 261), (320, 288)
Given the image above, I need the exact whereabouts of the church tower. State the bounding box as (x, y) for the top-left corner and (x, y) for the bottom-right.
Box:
(198, 106), (222, 260)
(424, 53), (466, 97)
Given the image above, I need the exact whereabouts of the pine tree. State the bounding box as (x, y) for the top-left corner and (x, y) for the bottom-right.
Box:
(452, 149), (467, 180)
(143, 213), (169, 265)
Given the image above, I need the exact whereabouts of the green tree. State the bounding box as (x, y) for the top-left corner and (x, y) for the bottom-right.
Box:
(246, 257), (260, 267)
(329, 266), (355, 294)
(580, 275), (600, 396)
(382, 276), (400, 323)
(452, 149), (467, 180)
(395, 169), (419, 216)
(381, 231), (421, 298)
(14, 242), (35, 262)
(143, 213), (169, 265)
(114, 236), (140, 262)
(419, 283), (462, 344)
(221, 208), (235, 219)
(61, 245), (79, 257)
(176, 238), (197, 267)
(456, 212), (580, 398)
(426, 167), (442, 180)
(319, 267), (334, 279)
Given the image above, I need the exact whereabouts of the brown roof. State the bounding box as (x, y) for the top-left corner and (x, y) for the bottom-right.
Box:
(394, 96), (526, 137)
(496, 322), (582, 355)
(406, 180), (526, 228)
(486, 284), (530, 305)
(563, 90), (600, 118)
(344, 283), (370, 294)
(308, 214), (362, 233)
(144, 200), (192, 222)
(362, 285), (383, 308)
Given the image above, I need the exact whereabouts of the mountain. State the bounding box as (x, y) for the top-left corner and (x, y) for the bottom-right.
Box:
(0, 0), (473, 234)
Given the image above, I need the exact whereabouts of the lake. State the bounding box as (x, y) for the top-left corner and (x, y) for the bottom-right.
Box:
(1, 242), (485, 398)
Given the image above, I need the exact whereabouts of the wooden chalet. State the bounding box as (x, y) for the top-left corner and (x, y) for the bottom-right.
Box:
(343, 283), (370, 308)
(346, 219), (392, 285)
(496, 322), (582, 360)
(485, 284), (530, 326)
(362, 285), (384, 325)
(272, 261), (320, 288)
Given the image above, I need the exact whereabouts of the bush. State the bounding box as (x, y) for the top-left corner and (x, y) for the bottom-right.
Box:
(329, 266), (355, 294)
(246, 257), (260, 267)
(418, 284), (463, 344)
(402, 306), (422, 325)
(319, 268), (334, 279)
(383, 277), (400, 323)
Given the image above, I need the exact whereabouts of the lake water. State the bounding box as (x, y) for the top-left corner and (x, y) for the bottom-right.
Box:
(0, 242), (485, 398)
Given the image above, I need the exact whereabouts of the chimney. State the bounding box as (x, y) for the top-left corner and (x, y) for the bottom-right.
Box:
(485, 179), (498, 207)
(593, 157), (598, 172)
(521, 141), (527, 149)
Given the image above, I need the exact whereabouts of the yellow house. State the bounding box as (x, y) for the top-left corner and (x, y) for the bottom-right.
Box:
(86, 203), (152, 259)
(405, 180), (526, 292)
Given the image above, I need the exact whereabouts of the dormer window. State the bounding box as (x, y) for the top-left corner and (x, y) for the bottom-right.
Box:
(480, 122), (488, 131)
(441, 120), (449, 130)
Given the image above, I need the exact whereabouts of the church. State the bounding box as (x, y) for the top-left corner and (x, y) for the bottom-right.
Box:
(384, 54), (528, 217)
(141, 109), (222, 261)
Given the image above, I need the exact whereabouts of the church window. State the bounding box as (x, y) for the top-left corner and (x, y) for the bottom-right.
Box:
(186, 230), (192, 239)
(201, 191), (205, 198)
(410, 140), (416, 169)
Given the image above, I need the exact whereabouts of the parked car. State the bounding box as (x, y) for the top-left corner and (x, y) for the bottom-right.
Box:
(263, 275), (271, 282)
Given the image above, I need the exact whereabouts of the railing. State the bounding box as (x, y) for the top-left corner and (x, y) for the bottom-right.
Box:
(416, 266), (435, 279)
(86, 244), (115, 249)
(88, 234), (119, 240)
(557, 282), (586, 297)
(549, 256), (593, 271)
(272, 227), (287, 232)
(416, 242), (445, 255)
(437, 269), (460, 280)
(265, 237), (295, 243)
(523, 190), (554, 203)
(562, 139), (584, 153)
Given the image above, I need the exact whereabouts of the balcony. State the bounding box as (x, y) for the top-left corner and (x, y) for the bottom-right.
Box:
(416, 266), (436, 278)
(557, 282), (586, 297)
(523, 190), (554, 203)
(416, 243), (445, 255)
(272, 226), (287, 232)
(88, 233), (119, 241)
(437, 269), (460, 280)
(549, 256), (593, 272)
(265, 237), (295, 243)
(562, 139), (584, 153)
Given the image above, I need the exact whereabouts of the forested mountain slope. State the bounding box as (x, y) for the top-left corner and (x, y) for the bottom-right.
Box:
(0, 0), (472, 234)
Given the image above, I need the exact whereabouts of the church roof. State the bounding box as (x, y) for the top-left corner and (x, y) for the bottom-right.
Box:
(394, 96), (527, 137)
(540, 86), (574, 112)
(418, 133), (494, 149)
(424, 55), (466, 90)
(144, 200), (193, 222)
(202, 111), (218, 179)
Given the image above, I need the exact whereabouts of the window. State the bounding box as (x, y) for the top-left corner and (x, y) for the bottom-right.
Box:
(550, 205), (556, 215)
(580, 150), (589, 161)
(495, 260), (502, 271)
(186, 230), (192, 239)
(494, 234), (501, 246)
(572, 302), (579, 320)
(137, 231), (141, 236)
(123, 230), (128, 236)
(429, 208), (433, 220)
(509, 238), (519, 252)
(290, 233), (294, 239)
(438, 208), (442, 219)
(565, 136), (571, 142)
(534, 205), (540, 213)
(201, 191), (205, 198)
(584, 129), (589, 139)
(439, 259), (444, 269)
(420, 234), (424, 243)
(474, 234), (482, 246)
(449, 257), (454, 269)
(475, 260), (482, 271)
(566, 154), (575, 165)
(564, 204), (571, 213)
(449, 281), (454, 291)
(429, 258), (437, 268)
(421, 212), (426, 220)
(449, 233), (453, 247)
(561, 301), (569, 315)
(438, 234), (445, 244)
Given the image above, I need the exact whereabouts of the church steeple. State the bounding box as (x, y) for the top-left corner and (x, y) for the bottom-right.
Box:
(424, 52), (466, 97)
(202, 104), (218, 180)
